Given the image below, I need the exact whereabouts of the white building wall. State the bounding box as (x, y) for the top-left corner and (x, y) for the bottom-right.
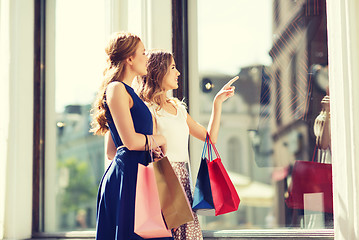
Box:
(0, 1), (11, 238)
(0, 0), (34, 239)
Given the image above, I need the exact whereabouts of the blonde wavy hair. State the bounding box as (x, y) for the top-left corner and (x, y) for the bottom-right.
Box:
(139, 49), (185, 111)
(90, 32), (141, 136)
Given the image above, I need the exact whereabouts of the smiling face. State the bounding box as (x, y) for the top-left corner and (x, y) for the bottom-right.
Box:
(130, 41), (148, 76)
(161, 57), (181, 91)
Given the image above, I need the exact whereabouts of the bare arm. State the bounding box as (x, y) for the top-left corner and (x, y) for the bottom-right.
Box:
(187, 113), (207, 142)
(150, 110), (168, 157)
(318, 112), (331, 149)
(187, 76), (238, 144)
(107, 82), (166, 151)
(316, 95), (331, 149)
(105, 132), (116, 160)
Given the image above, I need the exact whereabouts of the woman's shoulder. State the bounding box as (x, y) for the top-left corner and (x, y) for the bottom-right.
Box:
(169, 98), (188, 119)
(145, 101), (158, 109)
(107, 81), (131, 95)
(105, 81), (132, 103)
(145, 102), (160, 115)
(107, 81), (125, 93)
(170, 98), (187, 109)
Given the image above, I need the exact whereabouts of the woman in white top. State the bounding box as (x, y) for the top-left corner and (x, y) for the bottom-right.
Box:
(138, 49), (238, 240)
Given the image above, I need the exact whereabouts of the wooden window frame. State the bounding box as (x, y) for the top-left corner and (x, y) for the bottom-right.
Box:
(33, 0), (46, 235)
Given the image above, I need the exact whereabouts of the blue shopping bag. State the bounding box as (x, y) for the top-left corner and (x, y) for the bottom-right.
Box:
(192, 136), (215, 215)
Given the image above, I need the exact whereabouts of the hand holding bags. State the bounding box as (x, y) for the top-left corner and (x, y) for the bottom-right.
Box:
(134, 135), (194, 238)
(193, 133), (240, 216)
(134, 135), (172, 238)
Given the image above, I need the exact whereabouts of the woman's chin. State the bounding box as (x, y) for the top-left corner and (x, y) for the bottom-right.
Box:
(166, 84), (178, 91)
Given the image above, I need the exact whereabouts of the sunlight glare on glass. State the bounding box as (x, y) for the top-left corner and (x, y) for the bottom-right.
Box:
(55, 0), (106, 113)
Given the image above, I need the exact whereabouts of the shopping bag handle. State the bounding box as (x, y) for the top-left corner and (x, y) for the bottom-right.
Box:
(310, 145), (327, 163)
(146, 135), (149, 150)
(206, 133), (220, 160)
(148, 135), (165, 160)
(201, 134), (208, 159)
(201, 133), (221, 162)
(311, 145), (317, 162)
(143, 134), (155, 163)
(201, 134), (214, 162)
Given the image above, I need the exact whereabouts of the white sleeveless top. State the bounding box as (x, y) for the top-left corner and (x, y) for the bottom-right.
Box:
(149, 100), (190, 163)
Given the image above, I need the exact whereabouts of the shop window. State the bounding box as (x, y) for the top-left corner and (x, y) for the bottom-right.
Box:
(191, 0), (332, 231)
(43, 0), (106, 232)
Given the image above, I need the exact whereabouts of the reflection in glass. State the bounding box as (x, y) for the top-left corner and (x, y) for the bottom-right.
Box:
(196, 0), (332, 229)
(45, 0), (105, 231)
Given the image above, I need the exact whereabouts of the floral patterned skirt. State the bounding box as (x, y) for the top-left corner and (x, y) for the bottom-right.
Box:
(170, 162), (203, 240)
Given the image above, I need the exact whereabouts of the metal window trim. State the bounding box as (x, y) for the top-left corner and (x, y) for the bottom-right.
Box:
(30, 229), (334, 239)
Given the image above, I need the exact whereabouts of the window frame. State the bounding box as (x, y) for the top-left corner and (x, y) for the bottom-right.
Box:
(32, 0), (335, 238)
(172, 0), (189, 103)
(33, 0), (46, 235)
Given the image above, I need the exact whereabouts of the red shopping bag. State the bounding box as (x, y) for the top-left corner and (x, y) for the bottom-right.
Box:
(134, 162), (172, 238)
(206, 134), (240, 216)
(285, 147), (333, 213)
(193, 134), (240, 216)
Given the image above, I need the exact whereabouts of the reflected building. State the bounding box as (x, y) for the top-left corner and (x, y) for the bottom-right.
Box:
(197, 0), (330, 229)
(267, 0), (329, 227)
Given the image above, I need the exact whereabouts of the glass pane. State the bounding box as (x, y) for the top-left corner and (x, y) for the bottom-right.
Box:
(45, 0), (106, 231)
(194, 0), (332, 230)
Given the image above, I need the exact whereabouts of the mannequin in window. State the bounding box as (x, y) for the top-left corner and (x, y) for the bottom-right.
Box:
(313, 90), (333, 228)
(315, 95), (330, 148)
(314, 92), (331, 163)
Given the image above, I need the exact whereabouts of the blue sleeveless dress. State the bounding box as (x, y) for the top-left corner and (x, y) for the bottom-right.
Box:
(96, 82), (173, 240)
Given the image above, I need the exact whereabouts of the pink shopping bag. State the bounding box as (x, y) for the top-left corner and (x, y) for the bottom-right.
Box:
(134, 163), (172, 238)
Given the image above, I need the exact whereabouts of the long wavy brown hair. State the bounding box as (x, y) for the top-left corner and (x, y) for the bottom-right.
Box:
(90, 32), (141, 136)
(138, 50), (173, 109)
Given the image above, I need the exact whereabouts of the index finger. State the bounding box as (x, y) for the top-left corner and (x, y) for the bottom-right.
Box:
(225, 76), (239, 87)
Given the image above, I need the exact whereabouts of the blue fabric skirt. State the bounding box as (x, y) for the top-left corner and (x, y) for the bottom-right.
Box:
(96, 147), (173, 240)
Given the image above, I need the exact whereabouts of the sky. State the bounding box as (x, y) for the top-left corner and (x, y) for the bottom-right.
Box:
(198, 0), (273, 75)
(55, 0), (272, 112)
(55, 0), (106, 112)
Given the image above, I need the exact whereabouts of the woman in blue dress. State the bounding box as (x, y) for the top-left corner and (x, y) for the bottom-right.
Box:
(90, 32), (172, 240)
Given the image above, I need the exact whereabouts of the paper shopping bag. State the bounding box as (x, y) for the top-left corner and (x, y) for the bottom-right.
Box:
(134, 163), (172, 238)
(192, 134), (240, 216)
(153, 156), (194, 229)
(207, 157), (241, 215)
(285, 147), (333, 213)
(207, 136), (240, 215)
(192, 156), (215, 216)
